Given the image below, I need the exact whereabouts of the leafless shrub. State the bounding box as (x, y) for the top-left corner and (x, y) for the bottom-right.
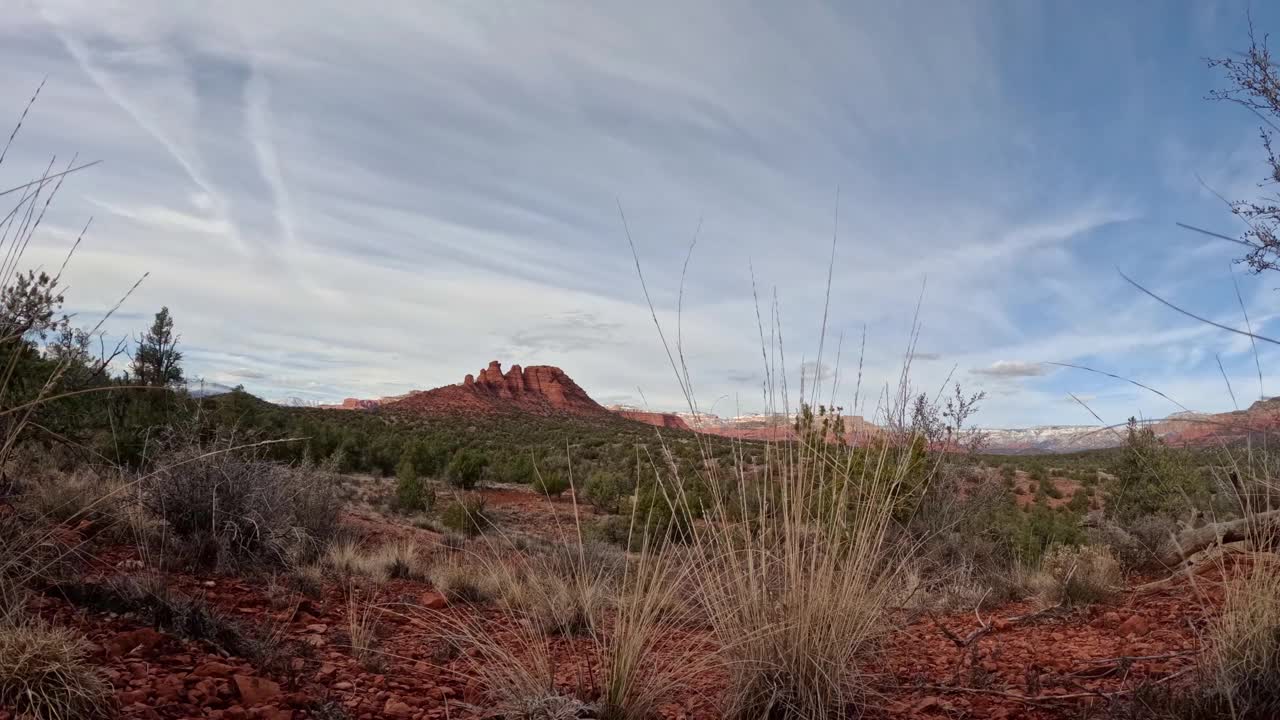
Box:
(140, 439), (340, 568)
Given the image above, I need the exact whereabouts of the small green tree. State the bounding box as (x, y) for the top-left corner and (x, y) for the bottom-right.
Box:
(583, 470), (631, 514)
(395, 457), (433, 512)
(1108, 418), (1198, 522)
(131, 307), (183, 387)
(446, 448), (488, 490)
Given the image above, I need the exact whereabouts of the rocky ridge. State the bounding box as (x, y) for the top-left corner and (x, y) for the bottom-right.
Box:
(385, 361), (609, 418)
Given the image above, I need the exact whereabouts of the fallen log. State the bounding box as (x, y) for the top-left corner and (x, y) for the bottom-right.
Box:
(1158, 509), (1280, 567)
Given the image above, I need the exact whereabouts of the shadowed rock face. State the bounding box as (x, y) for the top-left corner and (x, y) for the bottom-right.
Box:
(611, 409), (692, 431)
(385, 361), (610, 418)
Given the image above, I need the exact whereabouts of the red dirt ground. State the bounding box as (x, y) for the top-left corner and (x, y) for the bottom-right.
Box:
(10, 483), (1229, 720)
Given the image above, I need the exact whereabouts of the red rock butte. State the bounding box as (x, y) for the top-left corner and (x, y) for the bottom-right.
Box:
(386, 361), (611, 418)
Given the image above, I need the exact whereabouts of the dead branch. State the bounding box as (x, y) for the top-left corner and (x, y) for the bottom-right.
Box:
(1158, 509), (1280, 567)
(932, 600), (1064, 648)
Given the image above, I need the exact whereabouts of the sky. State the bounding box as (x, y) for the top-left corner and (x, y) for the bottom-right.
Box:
(2, 0), (1280, 428)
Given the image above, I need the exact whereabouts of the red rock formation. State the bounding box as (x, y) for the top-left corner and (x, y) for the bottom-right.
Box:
(612, 409), (692, 431)
(384, 361), (611, 418)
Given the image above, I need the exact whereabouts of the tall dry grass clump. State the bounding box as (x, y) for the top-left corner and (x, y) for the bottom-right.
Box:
(617, 200), (933, 717)
(0, 617), (112, 720)
(1198, 559), (1280, 718)
(686, 425), (920, 719)
(418, 497), (706, 720)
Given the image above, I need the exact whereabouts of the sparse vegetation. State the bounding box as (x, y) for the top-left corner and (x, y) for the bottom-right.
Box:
(441, 492), (490, 536)
(1035, 544), (1122, 606)
(0, 618), (112, 720)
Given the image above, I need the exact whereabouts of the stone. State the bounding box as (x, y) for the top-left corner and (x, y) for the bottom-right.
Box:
(383, 698), (414, 718)
(1118, 614), (1151, 637)
(107, 628), (165, 657)
(193, 662), (237, 678)
(419, 591), (448, 610)
(233, 675), (282, 706)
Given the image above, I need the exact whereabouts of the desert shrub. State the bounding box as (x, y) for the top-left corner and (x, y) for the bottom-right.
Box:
(1038, 473), (1063, 499)
(428, 558), (495, 603)
(533, 470), (569, 498)
(441, 493), (489, 537)
(496, 561), (607, 636)
(1035, 544), (1121, 606)
(493, 454), (536, 484)
(1009, 503), (1086, 564)
(141, 440), (341, 568)
(1193, 562), (1280, 718)
(1087, 514), (1176, 571)
(324, 541), (390, 584)
(591, 514), (636, 549)
(689, 404), (921, 719)
(583, 470), (631, 514)
(1107, 418), (1204, 523)
(374, 540), (424, 580)
(394, 458), (435, 512)
(288, 563), (326, 598)
(630, 480), (694, 544)
(0, 618), (112, 720)
(345, 591), (384, 671)
(446, 448), (488, 490)
(1067, 490), (1090, 513)
(17, 468), (124, 527)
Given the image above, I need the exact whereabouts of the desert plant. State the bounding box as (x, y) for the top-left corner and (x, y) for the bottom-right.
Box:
(428, 557), (495, 603)
(374, 539), (424, 580)
(686, 420), (922, 718)
(288, 563), (326, 598)
(345, 590), (384, 672)
(0, 618), (112, 720)
(395, 457), (436, 512)
(1194, 559), (1280, 718)
(1087, 514), (1177, 572)
(141, 439), (341, 568)
(583, 470), (632, 514)
(324, 540), (390, 584)
(441, 493), (489, 536)
(533, 470), (570, 499)
(446, 448), (488, 490)
(1035, 543), (1121, 606)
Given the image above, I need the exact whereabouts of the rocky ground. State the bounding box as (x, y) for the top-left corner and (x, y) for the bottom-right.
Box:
(8, 481), (1223, 720)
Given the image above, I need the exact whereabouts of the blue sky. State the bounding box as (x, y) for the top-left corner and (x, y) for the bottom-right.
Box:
(2, 1), (1280, 427)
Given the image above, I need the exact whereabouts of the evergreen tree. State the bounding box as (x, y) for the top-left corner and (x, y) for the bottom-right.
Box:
(131, 307), (183, 387)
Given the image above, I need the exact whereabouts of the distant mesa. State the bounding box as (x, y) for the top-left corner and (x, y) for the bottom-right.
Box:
(314, 362), (1280, 452)
(606, 405), (692, 431)
(376, 361), (611, 418)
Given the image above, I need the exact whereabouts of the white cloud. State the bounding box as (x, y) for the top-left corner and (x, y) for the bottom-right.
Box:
(2, 2), (1275, 428)
(971, 361), (1049, 378)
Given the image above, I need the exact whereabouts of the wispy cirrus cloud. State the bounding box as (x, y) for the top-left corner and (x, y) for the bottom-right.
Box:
(971, 361), (1050, 379)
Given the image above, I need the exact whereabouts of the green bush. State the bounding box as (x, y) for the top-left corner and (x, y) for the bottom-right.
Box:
(395, 458), (435, 512)
(441, 493), (489, 537)
(533, 471), (569, 498)
(446, 449), (488, 490)
(583, 470), (631, 514)
(493, 454), (536, 484)
(1038, 474), (1063, 499)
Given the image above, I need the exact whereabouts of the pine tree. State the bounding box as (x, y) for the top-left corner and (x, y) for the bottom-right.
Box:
(131, 307), (183, 387)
